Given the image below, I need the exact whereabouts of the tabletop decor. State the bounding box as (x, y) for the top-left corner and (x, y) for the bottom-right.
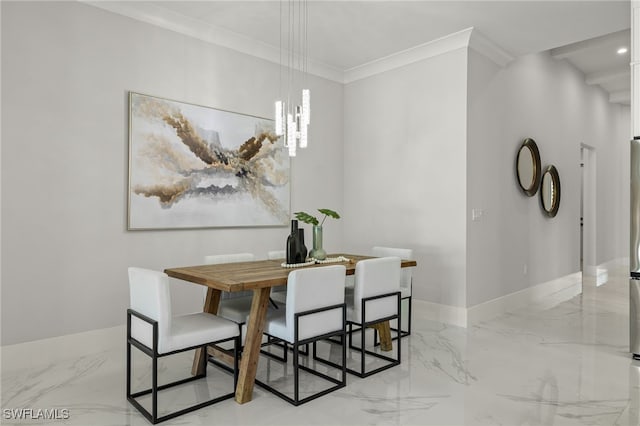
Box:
(128, 92), (290, 230)
(280, 255), (351, 268)
(280, 259), (317, 268)
(286, 219), (307, 264)
(294, 209), (340, 260)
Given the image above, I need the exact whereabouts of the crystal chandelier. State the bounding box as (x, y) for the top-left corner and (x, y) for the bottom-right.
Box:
(274, 0), (310, 157)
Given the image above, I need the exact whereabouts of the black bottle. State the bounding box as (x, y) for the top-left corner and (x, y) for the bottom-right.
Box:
(297, 228), (307, 262)
(286, 220), (300, 264)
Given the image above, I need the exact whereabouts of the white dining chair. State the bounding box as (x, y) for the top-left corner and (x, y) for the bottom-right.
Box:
(204, 253), (255, 327)
(203, 253), (252, 352)
(204, 253), (282, 349)
(127, 267), (239, 424)
(255, 265), (347, 405)
(267, 250), (287, 304)
(346, 256), (401, 377)
(371, 246), (414, 338)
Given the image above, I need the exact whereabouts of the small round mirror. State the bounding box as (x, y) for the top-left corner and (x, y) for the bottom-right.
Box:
(516, 138), (541, 197)
(540, 165), (560, 217)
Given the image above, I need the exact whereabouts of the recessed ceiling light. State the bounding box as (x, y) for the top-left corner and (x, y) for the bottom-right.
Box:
(617, 47), (628, 55)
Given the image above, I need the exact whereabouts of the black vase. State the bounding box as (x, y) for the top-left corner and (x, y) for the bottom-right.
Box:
(297, 228), (307, 262)
(286, 220), (300, 264)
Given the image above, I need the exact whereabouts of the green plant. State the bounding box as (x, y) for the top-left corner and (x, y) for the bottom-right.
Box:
(294, 208), (340, 226)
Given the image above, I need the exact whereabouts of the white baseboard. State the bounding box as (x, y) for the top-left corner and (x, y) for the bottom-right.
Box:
(466, 272), (583, 326)
(412, 299), (468, 328)
(412, 271), (584, 328)
(595, 257), (628, 286)
(583, 257), (628, 285)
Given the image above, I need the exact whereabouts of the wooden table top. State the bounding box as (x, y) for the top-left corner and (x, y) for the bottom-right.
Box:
(165, 253), (417, 292)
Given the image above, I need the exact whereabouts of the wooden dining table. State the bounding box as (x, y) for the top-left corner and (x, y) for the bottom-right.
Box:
(165, 253), (417, 404)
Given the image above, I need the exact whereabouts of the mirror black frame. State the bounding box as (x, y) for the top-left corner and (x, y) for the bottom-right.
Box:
(540, 165), (561, 218)
(515, 138), (542, 197)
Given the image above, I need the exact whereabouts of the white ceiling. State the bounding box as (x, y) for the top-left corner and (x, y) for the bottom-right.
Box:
(89, 1), (632, 104)
(551, 29), (631, 104)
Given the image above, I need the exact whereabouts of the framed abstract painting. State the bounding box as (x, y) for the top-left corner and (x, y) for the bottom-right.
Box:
(128, 92), (290, 229)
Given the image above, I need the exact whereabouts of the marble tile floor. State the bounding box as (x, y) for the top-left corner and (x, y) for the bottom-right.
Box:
(1, 266), (638, 426)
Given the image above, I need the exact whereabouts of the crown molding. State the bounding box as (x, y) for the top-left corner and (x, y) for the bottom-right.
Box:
(84, 3), (513, 85)
(468, 30), (514, 68)
(343, 27), (513, 84)
(343, 27), (474, 84)
(83, 1), (344, 83)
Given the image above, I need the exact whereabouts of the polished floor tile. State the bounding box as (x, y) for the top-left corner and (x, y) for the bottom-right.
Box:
(2, 266), (638, 425)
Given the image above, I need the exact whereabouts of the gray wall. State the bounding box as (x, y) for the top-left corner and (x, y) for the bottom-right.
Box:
(1, 2), (344, 345)
(343, 49), (469, 307)
(343, 43), (629, 311)
(1, 2), (630, 344)
(466, 49), (630, 307)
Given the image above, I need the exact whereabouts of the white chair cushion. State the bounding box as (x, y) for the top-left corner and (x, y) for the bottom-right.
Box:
(264, 300), (343, 344)
(345, 291), (355, 323)
(161, 312), (239, 354)
(372, 247), (413, 297)
(345, 290), (398, 324)
(348, 257), (400, 324)
(264, 265), (345, 343)
(129, 267), (241, 355)
(264, 309), (288, 341)
(129, 268), (172, 350)
(400, 286), (411, 299)
(218, 296), (253, 323)
(268, 252), (288, 305)
(270, 290), (287, 305)
(219, 295), (286, 324)
(344, 275), (355, 290)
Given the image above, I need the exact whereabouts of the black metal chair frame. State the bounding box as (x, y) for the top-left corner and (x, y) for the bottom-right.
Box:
(396, 279), (412, 338)
(374, 282), (412, 345)
(127, 309), (239, 424)
(346, 291), (401, 378)
(255, 303), (346, 406)
(260, 336), (310, 363)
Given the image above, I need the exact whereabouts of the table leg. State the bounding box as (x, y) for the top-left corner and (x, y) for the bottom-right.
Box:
(374, 321), (393, 352)
(191, 288), (221, 375)
(235, 287), (271, 404)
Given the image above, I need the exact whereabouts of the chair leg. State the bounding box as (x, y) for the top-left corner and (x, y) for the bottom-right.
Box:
(127, 335), (238, 424)
(152, 352), (158, 423)
(397, 312), (402, 365)
(293, 343), (300, 403)
(406, 296), (412, 336)
(126, 340), (131, 399)
(201, 344), (208, 377)
(360, 321), (366, 376)
(348, 323), (354, 349)
(261, 335), (289, 362)
(341, 332), (347, 385)
(234, 337), (240, 389)
(374, 297), (412, 345)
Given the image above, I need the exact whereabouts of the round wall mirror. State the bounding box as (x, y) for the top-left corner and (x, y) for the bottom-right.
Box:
(516, 138), (541, 197)
(540, 165), (561, 217)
